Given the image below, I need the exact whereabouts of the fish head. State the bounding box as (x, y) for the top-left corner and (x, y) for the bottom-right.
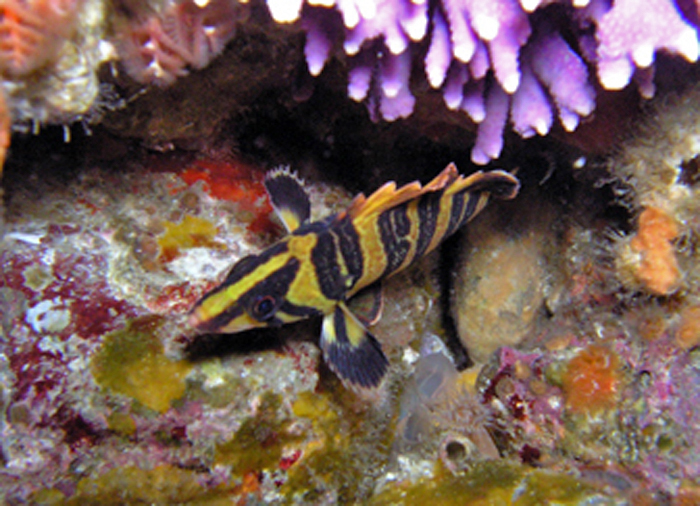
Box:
(188, 240), (317, 334)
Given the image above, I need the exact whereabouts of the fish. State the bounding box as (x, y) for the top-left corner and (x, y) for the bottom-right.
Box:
(189, 163), (520, 389)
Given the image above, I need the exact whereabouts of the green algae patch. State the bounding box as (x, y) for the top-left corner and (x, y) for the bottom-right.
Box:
(370, 461), (601, 505)
(32, 465), (237, 505)
(516, 469), (596, 506)
(91, 316), (192, 413)
(215, 392), (304, 474)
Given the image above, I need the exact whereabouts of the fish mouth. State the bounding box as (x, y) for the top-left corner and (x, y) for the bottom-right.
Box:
(187, 308), (220, 334)
(187, 305), (256, 334)
(187, 311), (203, 329)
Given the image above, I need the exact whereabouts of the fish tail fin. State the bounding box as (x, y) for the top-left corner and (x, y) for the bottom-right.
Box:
(447, 167), (520, 200)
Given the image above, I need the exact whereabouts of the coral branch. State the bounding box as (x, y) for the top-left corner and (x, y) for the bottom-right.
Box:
(268, 0), (700, 163)
(594, 0), (699, 90)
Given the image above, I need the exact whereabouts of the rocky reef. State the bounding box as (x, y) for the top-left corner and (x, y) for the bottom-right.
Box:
(4, 0), (700, 504)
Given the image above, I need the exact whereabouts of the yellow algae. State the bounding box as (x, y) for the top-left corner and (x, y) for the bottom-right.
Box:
(455, 366), (482, 394)
(28, 488), (66, 505)
(215, 392), (303, 474)
(157, 214), (223, 262)
(284, 389), (390, 503)
(91, 316), (191, 413)
(292, 390), (337, 421)
(34, 465), (237, 505)
(370, 461), (597, 505)
(107, 411), (137, 436)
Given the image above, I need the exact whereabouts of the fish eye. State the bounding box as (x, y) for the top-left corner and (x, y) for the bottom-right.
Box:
(251, 295), (277, 321)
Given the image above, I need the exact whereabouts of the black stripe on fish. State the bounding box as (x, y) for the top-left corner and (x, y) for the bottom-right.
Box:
(220, 241), (289, 288)
(378, 205), (411, 276)
(312, 230), (346, 301)
(333, 215), (364, 287)
(279, 300), (323, 318)
(461, 191), (481, 227)
(245, 257), (301, 323)
(414, 192), (441, 258)
(444, 191), (465, 238)
(264, 168), (311, 232)
(194, 304), (246, 334)
(464, 170), (520, 199)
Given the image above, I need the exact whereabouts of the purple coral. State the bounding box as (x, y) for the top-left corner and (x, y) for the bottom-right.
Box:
(269, 0), (700, 163)
(594, 0), (698, 90)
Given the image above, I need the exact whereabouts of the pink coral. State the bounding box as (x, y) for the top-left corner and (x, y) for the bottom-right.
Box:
(267, 0), (700, 163)
(117, 0), (244, 86)
(0, 0), (82, 77)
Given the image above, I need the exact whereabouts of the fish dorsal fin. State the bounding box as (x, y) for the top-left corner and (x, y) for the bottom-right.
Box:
(346, 163), (460, 222)
(320, 302), (389, 389)
(264, 167), (311, 232)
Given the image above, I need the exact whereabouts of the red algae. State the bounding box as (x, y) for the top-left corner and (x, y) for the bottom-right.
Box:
(179, 159), (278, 235)
(562, 344), (621, 414)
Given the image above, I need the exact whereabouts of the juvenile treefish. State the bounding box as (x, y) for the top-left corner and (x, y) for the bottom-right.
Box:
(189, 164), (519, 388)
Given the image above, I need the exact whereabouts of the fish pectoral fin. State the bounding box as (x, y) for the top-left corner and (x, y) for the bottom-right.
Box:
(347, 282), (384, 326)
(320, 303), (389, 389)
(264, 167), (311, 232)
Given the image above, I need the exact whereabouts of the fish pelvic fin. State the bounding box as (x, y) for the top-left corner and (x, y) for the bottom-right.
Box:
(264, 167), (311, 232)
(320, 302), (389, 389)
(346, 281), (384, 326)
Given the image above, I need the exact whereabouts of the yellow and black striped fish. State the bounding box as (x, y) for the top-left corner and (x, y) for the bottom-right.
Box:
(189, 163), (519, 389)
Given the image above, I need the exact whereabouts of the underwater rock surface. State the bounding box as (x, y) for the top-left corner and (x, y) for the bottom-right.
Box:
(2, 123), (699, 504)
(4, 8), (700, 503)
(451, 186), (562, 363)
